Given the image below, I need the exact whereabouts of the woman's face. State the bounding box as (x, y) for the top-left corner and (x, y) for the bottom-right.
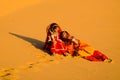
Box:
(53, 27), (59, 32)
(62, 32), (68, 39)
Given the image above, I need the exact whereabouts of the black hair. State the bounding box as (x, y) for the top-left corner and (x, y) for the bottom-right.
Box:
(60, 31), (70, 44)
(49, 23), (59, 32)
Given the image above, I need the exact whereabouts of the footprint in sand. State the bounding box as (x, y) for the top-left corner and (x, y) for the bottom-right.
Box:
(21, 61), (40, 69)
(18, 58), (54, 71)
(27, 59), (54, 68)
(0, 68), (18, 80)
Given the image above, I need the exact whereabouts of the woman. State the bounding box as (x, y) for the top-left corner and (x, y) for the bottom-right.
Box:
(60, 31), (80, 56)
(60, 31), (112, 62)
(44, 23), (67, 55)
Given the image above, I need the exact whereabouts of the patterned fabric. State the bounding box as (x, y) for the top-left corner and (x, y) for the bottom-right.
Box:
(44, 26), (67, 55)
(51, 40), (67, 55)
(78, 42), (108, 61)
(86, 50), (108, 61)
(44, 27), (62, 50)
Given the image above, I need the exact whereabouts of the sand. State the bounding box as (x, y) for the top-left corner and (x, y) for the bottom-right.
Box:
(0, 0), (120, 80)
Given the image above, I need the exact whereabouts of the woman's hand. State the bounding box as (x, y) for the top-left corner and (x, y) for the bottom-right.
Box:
(52, 39), (57, 44)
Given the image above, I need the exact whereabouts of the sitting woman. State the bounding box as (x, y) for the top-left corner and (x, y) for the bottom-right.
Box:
(60, 31), (112, 62)
(44, 23), (67, 55)
(60, 31), (81, 56)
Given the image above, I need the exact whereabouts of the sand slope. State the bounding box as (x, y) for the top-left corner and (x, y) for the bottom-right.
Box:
(0, 0), (120, 80)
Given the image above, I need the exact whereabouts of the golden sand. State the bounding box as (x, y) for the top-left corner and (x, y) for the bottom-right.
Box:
(0, 0), (120, 80)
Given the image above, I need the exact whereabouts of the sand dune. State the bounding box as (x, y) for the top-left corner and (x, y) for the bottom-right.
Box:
(0, 0), (120, 80)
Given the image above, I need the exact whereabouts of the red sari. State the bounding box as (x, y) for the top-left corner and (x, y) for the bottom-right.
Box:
(44, 26), (67, 55)
(44, 27), (62, 50)
(85, 50), (108, 61)
(50, 36), (67, 55)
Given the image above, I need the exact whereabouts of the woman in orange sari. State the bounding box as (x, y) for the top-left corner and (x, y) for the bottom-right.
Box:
(59, 31), (80, 56)
(60, 31), (112, 62)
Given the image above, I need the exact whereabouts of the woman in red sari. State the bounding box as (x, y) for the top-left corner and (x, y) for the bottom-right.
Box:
(44, 23), (67, 55)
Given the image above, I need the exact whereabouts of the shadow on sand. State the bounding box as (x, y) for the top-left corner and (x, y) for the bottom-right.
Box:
(9, 32), (50, 55)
